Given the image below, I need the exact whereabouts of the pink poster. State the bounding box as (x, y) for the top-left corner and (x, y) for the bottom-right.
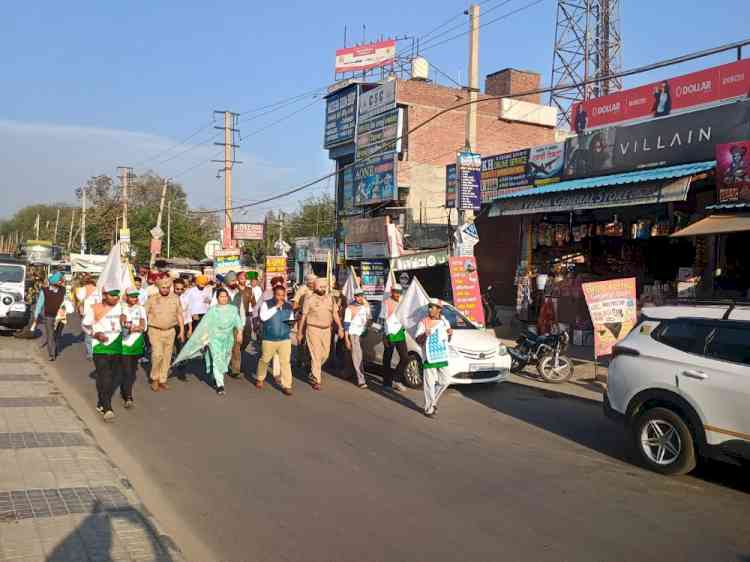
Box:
(716, 141), (750, 203)
(448, 257), (485, 326)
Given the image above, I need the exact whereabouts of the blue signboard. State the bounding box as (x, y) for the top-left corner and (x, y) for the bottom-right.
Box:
(324, 85), (358, 148)
(457, 151), (482, 211)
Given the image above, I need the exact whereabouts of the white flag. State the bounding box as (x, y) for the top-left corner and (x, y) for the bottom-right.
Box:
(341, 265), (359, 304)
(96, 243), (132, 292)
(395, 277), (430, 338)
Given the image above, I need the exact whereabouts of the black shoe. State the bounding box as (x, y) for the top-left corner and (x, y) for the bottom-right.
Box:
(229, 372), (241, 379)
(216, 386), (225, 396)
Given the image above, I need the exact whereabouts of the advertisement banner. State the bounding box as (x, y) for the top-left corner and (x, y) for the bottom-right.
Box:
(716, 141), (750, 203)
(448, 257), (485, 326)
(481, 149), (530, 201)
(341, 166), (356, 213)
(582, 277), (637, 358)
(354, 153), (396, 206)
(264, 256), (287, 289)
(456, 151), (482, 211)
(335, 40), (396, 74)
(570, 58), (750, 132)
(526, 142), (565, 186)
(232, 222), (265, 241)
(564, 100), (750, 179)
(215, 249), (242, 274)
(393, 248), (449, 271)
(360, 260), (387, 300)
(324, 85), (358, 148)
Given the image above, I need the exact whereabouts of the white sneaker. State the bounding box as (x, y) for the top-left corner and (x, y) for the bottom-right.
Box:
(102, 410), (115, 422)
(392, 382), (406, 392)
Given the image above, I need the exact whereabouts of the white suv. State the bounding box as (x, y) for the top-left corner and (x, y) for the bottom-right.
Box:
(605, 303), (750, 475)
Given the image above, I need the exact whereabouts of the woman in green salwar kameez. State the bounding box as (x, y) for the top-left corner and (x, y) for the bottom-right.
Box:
(172, 288), (243, 395)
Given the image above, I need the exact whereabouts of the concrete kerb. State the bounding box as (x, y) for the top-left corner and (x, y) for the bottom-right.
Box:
(25, 349), (187, 562)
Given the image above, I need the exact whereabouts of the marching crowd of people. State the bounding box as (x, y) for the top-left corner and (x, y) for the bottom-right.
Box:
(32, 268), (454, 421)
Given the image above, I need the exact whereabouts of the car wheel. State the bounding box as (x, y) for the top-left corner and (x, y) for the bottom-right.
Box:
(631, 407), (696, 476)
(509, 355), (525, 373)
(536, 353), (573, 383)
(402, 354), (423, 389)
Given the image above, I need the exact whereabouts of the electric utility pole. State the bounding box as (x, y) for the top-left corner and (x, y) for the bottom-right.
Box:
(167, 199), (171, 259)
(67, 210), (76, 252)
(80, 187), (87, 255)
(118, 166), (133, 261)
(53, 209), (60, 244)
(150, 178), (169, 268)
(212, 110), (241, 249)
(459, 3), (480, 230)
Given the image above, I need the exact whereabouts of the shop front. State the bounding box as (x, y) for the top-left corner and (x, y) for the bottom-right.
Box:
(489, 161), (716, 342)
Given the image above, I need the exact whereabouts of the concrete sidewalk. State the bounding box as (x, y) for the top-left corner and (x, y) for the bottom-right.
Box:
(499, 338), (607, 403)
(0, 338), (184, 562)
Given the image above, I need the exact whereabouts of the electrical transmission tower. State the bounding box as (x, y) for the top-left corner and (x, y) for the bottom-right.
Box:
(549, 0), (622, 128)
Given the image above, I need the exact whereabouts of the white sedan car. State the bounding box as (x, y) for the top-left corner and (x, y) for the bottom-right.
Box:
(361, 303), (511, 388)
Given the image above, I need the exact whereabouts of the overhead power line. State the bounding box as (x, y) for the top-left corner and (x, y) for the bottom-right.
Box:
(189, 37), (750, 216)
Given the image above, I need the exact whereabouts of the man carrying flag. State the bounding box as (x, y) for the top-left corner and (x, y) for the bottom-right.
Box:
(415, 299), (453, 418)
(379, 277), (407, 392)
(344, 288), (371, 389)
(82, 285), (124, 422)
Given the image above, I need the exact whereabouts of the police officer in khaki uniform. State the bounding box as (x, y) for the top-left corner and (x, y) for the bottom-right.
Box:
(145, 277), (185, 391)
(298, 278), (343, 390)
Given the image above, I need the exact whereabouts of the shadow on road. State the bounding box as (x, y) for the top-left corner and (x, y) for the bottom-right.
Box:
(460, 381), (750, 495)
(45, 500), (176, 562)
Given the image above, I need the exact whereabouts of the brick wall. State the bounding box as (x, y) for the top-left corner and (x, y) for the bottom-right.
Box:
(484, 68), (541, 104)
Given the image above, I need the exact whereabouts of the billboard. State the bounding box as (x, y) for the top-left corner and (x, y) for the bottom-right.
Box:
(344, 216), (388, 244)
(324, 84), (358, 148)
(526, 142), (565, 186)
(232, 222), (264, 241)
(264, 256), (287, 290)
(564, 100), (750, 179)
(355, 108), (399, 161)
(582, 278), (637, 358)
(335, 39), (396, 74)
(481, 149), (531, 200)
(445, 164), (458, 208)
(570, 58), (750, 132)
(360, 260), (387, 300)
(215, 249), (242, 274)
(716, 141), (750, 203)
(354, 153), (396, 205)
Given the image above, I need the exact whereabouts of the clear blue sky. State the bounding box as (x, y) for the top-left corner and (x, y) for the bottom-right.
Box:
(1, 0), (747, 220)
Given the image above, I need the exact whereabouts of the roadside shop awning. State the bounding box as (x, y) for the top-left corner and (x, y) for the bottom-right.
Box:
(671, 214), (750, 237)
(489, 161), (716, 217)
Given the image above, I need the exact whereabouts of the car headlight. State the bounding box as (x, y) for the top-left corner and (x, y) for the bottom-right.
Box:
(498, 343), (508, 356)
(1, 296), (11, 306)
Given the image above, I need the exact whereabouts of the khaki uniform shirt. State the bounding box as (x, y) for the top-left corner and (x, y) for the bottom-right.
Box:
(302, 293), (336, 329)
(293, 286), (313, 310)
(145, 293), (182, 330)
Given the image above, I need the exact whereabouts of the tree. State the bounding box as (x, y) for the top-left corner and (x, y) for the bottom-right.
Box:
(0, 203), (76, 244)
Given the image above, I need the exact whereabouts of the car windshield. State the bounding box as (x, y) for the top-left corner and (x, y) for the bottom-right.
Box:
(0, 265), (24, 283)
(441, 305), (478, 330)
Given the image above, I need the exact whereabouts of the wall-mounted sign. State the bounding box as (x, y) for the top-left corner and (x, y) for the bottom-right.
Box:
(344, 242), (388, 260)
(716, 140), (750, 203)
(360, 260), (387, 300)
(335, 40), (396, 75)
(357, 80), (396, 120)
(392, 248), (449, 271)
(570, 59), (750, 132)
(344, 216), (388, 244)
(354, 153), (397, 206)
(324, 85), (359, 148)
(445, 163), (458, 208)
(481, 149), (530, 200)
(232, 222), (265, 241)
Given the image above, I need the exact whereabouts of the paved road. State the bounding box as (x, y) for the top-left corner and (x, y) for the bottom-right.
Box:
(40, 321), (750, 562)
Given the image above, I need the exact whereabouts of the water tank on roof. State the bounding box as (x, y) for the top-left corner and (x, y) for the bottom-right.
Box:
(411, 57), (429, 81)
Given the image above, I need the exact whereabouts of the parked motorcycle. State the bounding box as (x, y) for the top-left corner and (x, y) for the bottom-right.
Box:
(508, 328), (574, 383)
